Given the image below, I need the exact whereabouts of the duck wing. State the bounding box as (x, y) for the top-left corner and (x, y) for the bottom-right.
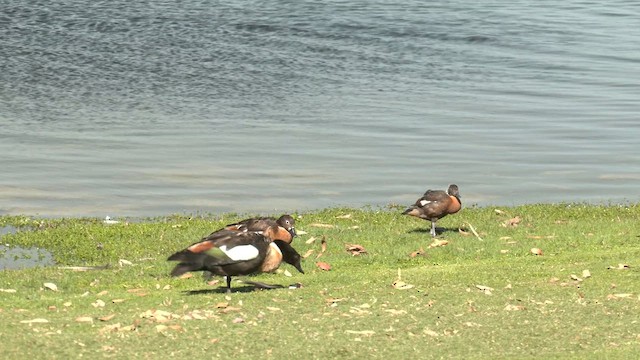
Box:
(224, 217), (276, 232)
(421, 189), (450, 202)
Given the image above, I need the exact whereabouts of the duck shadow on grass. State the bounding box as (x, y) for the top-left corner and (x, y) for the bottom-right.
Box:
(184, 286), (260, 295)
(184, 280), (300, 295)
(408, 227), (458, 236)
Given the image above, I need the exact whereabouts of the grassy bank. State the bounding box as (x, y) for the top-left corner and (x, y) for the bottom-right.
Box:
(1, 204), (639, 359)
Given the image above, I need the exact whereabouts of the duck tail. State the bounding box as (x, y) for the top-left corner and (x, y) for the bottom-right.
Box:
(167, 250), (196, 262)
(168, 250), (208, 276)
(402, 206), (421, 217)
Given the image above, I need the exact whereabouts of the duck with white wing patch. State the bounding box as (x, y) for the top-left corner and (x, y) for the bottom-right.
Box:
(168, 225), (304, 293)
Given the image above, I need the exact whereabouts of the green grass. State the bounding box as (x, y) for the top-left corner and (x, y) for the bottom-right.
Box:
(1, 204), (639, 359)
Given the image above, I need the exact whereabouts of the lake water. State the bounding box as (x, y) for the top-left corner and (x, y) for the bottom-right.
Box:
(1, 0), (639, 217)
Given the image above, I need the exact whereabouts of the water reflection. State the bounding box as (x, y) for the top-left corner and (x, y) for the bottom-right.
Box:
(0, 226), (56, 270)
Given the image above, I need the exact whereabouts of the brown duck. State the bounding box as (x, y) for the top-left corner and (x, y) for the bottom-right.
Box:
(403, 184), (462, 237)
(168, 225), (304, 293)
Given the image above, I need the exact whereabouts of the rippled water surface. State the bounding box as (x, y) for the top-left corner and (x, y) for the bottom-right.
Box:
(1, 0), (639, 217)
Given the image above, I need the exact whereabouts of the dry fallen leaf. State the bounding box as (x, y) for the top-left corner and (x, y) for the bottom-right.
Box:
(283, 269), (292, 277)
(20, 318), (49, 324)
(305, 236), (317, 244)
(266, 307), (282, 312)
(607, 293), (633, 300)
(96, 290), (108, 296)
(458, 228), (471, 236)
(120, 324), (137, 332)
(608, 264), (630, 270)
(476, 285), (494, 295)
(325, 298), (346, 307)
(99, 314), (116, 321)
(392, 269), (414, 290)
(43, 283), (58, 292)
(336, 214), (352, 219)
(504, 304), (525, 311)
(530, 248), (543, 256)
(118, 259), (133, 267)
(309, 223), (334, 228)
(140, 309), (180, 322)
(409, 248), (426, 258)
(92, 299), (106, 308)
(345, 244), (367, 256)
(179, 273), (193, 279)
(392, 280), (414, 290)
(156, 324), (182, 332)
(527, 235), (555, 239)
(385, 309), (407, 316)
(428, 239), (448, 249)
(423, 329), (440, 337)
(302, 249), (315, 259)
(75, 316), (93, 323)
(99, 323), (138, 334)
(464, 322), (483, 328)
(345, 330), (375, 336)
(316, 236), (328, 259)
(316, 262), (331, 271)
(0, 289), (17, 293)
(232, 317), (245, 324)
(214, 302), (229, 309)
(582, 269), (592, 278)
(502, 216), (522, 227)
(220, 306), (242, 314)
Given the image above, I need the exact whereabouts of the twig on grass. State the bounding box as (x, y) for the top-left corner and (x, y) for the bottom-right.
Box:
(465, 222), (483, 241)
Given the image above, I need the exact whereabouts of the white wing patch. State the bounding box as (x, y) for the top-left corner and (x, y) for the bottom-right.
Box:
(218, 244), (260, 261)
(419, 199), (432, 207)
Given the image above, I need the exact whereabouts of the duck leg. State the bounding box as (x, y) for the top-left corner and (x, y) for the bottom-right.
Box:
(430, 221), (437, 237)
(225, 276), (232, 293)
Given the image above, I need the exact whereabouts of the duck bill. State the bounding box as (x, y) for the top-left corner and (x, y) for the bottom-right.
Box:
(287, 227), (297, 238)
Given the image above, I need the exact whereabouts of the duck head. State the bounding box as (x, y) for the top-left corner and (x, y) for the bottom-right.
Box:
(276, 214), (297, 239)
(447, 184), (461, 204)
(273, 240), (304, 274)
